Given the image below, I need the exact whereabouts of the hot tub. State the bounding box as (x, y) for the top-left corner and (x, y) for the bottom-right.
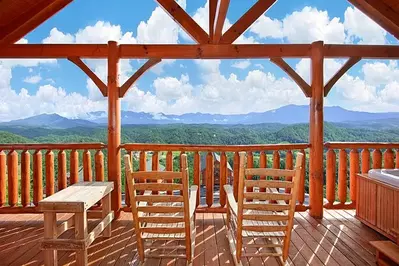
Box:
(356, 171), (399, 241)
(368, 169), (399, 187)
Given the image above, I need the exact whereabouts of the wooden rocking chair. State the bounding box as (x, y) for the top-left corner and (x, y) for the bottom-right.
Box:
(124, 154), (198, 265)
(224, 151), (304, 265)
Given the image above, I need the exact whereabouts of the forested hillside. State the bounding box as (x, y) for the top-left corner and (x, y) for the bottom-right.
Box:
(1, 122), (399, 144)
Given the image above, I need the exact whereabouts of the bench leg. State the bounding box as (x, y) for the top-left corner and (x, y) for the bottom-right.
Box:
(44, 212), (57, 266)
(102, 193), (112, 237)
(75, 212), (88, 266)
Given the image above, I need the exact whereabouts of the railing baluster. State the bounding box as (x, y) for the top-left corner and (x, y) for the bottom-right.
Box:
(206, 152), (214, 207)
(396, 149), (399, 169)
(70, 150), (79, 185)
(193, 151), (200, 206)
(361, 149), (370, 174)
(0, 151), (5, 207)
(233, 151), (239, 200)
(166, 151), (173, 196)
(151, 151), (160, 195)
(21, 150), (30, 207)
(33, 150), (43, 206)
(124, 151), (131, 208)
(95, 150), (104, 181)
(45, 150), (55, 197)
(259, 151), (267, 193)
(298, 149), (306, 206)
(326, 148), (336, 206)
(139, 151), (146, 194)
(383, 148), (394, 169)
(285, 150), (293, 194)
(372, 149), (382, 169)
(246, 151), (254, 194)
(7, 150), (18, 207)
(349, 149), (359, 204)
(338, 149), (347, 204)
(83, 150), (92, 181)
(58, 150), (67, 191)
(220, 152), (227, 207)
(273, 150), (280, 180)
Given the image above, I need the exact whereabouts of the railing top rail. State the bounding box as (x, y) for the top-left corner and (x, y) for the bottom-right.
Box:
(325, 142), (399, 149)
(0, 143), (106, 151)
(121, 143), (310, 152)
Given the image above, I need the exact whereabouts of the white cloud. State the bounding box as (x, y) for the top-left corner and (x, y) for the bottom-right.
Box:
(250, 16), (283, 39)
(250, 6), (386, 45)
(23, 75), (42, 84)
(153, 74), (193, 101)
(344, 7), (386, 44)
(42, 28), (74, 43)
(232, 60), (251, 70)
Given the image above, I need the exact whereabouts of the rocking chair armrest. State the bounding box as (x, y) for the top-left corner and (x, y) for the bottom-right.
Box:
(224, 185), (238, 217)
(189, 185), (198, 219)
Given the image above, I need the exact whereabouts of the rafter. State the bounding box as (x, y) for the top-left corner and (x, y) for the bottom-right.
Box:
(155, 0), (209, 44)
(270, 57), (311, 97)
(0, 0), (73, 44)
(220, 0), (276, 44)
(68, 57), (107, 96)
(324, 57), (361, 96)
(119, 58), (162, 97)
(212, 0), (230, 43)
(348, 0), (399, 40)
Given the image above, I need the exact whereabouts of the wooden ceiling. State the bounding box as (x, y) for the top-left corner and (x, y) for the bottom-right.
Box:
(0, 0), (399, 45)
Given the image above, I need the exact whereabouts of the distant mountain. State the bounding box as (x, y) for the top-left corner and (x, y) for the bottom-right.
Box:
(0, 114), (99, 129)
(87, 105), (399, 125)
(3, 105), (399, 128)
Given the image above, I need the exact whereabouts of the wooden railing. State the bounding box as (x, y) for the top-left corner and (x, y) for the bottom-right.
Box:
(324, 142), (399, 209)
(0, 143), (106, 213)
(121, 143), (310, 213)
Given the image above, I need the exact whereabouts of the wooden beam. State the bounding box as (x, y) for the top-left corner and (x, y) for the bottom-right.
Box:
(213, 0), (230, 43)
(3, 44), (399, 59)
(107, 41), (121, 216)
(0, 44), (108, 58)
(270, 57), (311, 97)
(209, 0), (218, 41)
(324, 57), (361, 96)
(68, 57), (107, 97)
(119, 58), (162, 97)
(347, 0), (399, 40)
(220, 0), (276, 44)
(0, 0), (73, 44)
(155, 0), (209, 43)
(309, 41), (324, 219)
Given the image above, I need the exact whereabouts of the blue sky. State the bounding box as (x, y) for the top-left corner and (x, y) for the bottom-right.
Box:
(1, 0), (399, 121)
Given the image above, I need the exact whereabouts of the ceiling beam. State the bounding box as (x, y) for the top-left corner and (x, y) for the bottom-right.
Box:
(212, 0), (230, 43)
(220, 0), (276, 44)
(155, 0), (209, 43)
(3, 44), (399, 59)
(119, 58), (162, 97)
(0, 0), (73, 44)
(324, 57), (361, 96)
(68, 57), (107, 96)
(347, 0), (399, 40)
(270, 57), (311, 97)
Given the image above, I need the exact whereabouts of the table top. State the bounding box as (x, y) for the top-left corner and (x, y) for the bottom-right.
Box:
(39, 182), (114, 212)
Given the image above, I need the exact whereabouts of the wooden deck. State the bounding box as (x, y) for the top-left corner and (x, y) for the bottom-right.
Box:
(0, 209), (384, 266)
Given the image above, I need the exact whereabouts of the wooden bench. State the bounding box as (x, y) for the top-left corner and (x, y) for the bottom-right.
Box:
(39, 182), (114, 266)
(370, 241), (399, 266)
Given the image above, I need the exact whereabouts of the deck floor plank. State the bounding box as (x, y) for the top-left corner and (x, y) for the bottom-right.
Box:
(0, 209), (383, 266)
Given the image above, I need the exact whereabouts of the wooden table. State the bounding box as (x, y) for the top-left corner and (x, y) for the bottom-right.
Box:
(39, 182), (114, 266)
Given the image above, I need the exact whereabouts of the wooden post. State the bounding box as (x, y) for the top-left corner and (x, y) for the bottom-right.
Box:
(107, 40), (121, 216)
(309, 40), (324, 218)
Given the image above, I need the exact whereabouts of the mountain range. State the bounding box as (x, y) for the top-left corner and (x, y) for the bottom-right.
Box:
(2, 105), (399, 129)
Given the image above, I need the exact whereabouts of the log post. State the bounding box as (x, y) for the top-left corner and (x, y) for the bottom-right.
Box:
(309, 40), (324, 218)
(107, 40), (121, 216)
